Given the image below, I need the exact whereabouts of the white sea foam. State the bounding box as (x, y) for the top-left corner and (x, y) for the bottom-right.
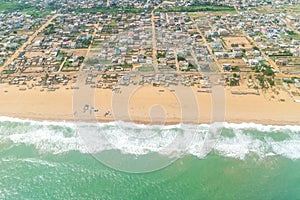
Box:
(223, 122), (300, 133)
(0, 117), (300, 160)
(0, 116), (75, 127)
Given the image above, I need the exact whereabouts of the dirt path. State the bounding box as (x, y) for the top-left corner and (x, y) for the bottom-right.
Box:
(2, 14), (57, 69)
(191, 15), (223, 72)
(85, 24), (99, 58)
(246, 34), (281, 74)
(151, 7), (159, 73)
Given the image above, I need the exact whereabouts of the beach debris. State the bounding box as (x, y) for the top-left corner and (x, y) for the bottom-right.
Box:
(83, 104), (89, 111)
(104, 111), (110, 117)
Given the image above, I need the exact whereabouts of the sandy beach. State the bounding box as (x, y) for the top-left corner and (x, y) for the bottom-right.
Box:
(0, 83), (299, 126)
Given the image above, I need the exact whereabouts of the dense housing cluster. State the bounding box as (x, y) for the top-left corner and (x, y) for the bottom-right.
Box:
(0, 0), (299, 101)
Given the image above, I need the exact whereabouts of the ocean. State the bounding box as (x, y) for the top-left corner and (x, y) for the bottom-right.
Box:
(0, 116), (300, 199)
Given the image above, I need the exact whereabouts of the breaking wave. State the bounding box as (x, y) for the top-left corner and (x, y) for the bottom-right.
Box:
(0, 116), (300, 160)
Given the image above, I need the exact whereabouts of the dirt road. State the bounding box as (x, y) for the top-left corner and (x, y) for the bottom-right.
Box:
(2, 14), (57, 69)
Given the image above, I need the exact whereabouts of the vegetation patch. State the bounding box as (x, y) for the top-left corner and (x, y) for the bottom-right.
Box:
(137, 66), (154, 72)
(156, 5), (236, 13)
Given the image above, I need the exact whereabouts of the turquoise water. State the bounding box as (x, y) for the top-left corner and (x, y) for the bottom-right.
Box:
(1, 117), (300, 199)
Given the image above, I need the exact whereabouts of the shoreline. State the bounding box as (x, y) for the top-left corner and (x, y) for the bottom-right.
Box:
(0, 113), (300, 127)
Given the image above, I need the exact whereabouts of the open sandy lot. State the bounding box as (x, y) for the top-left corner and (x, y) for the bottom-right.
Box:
(223, 36), (252, 50)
